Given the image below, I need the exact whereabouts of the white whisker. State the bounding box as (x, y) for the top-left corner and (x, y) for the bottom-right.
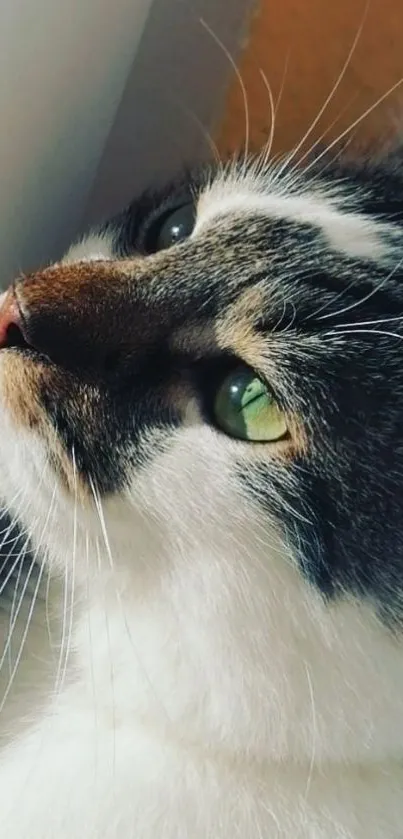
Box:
(326, 327), (403, 342)
(85, 529), (99, 782)
(179, 101), (223, 168)
(294, 92), (359, 173)
(276, 2), (369, 179)
(304, 75), (403, 178)
(89, 478), (171, 722)
(93, 534), (116, 781)
(0, 560), (45, 715)
(332, 316), (403, 329)
(0, 531), (34, 598)
(199, 17), (250, 173)
(6, 546), (28, 678)
(317, 254), (403, 322)
(54, 452), (78, 697)
(303, 661), (317, 803)
(274, 50), (290, 120)
(256, 70), (276, 173)
(0, 484), (56, 713)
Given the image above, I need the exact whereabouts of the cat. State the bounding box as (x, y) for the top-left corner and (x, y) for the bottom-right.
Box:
(1, 144), (403, 838)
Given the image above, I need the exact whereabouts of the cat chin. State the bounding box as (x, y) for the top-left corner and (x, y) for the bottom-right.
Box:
(2, 413), (403, 768)
(2, 389), (403, 835)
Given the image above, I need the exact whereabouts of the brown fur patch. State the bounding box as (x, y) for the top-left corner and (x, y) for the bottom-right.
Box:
(215, 287), (268, 369)
(17, 262), (119, 306)
(1, 353), (42, 430)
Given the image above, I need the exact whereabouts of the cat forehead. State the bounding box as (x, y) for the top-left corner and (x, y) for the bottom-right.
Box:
(194, 173), (401, 264)
(66, 171), (402, 269)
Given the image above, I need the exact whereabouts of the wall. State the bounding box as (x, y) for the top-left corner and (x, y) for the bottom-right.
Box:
(0, 0), (253, 287)
(0, 0), (153, 284)
(218, 0), (403, 161)
(85, 0), (253, 226)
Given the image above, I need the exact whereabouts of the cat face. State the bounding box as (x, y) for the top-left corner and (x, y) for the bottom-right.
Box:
(1, 158), (403, 618)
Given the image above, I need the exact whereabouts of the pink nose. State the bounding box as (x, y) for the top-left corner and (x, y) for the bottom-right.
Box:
(0, 289), (25, 348)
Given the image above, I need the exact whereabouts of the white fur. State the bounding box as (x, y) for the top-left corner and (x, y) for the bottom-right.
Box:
(194, 174), (403, 263)
(1, 194), (403, 836)
(62, 231), (115, 264)
(1, 364), (403, 837)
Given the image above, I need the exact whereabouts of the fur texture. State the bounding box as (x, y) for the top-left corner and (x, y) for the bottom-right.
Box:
(1, 151), (403, 836)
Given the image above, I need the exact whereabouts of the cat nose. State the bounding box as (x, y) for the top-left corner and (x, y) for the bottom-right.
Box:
(0, 288), (27, 350)
(0, 278), (95, 370)
(0, 265), (126, 373)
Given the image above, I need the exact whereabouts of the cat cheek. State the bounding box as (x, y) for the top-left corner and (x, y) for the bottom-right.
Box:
(0, 351), (44, 431)
(0, 353), (86, 499)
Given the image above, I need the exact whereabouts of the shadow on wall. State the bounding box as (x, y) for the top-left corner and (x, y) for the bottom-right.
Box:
(0, 0), (154, 287)
(0, 0), (252, 287)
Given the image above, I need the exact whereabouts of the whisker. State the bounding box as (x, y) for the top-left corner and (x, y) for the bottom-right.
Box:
(85, 529), (99, 781)
(255, 70), (276, 173)
(0, 454), (51, 570)
(332, 316), (403, 329)
(54, 452), (78, 697)
(88, 478), (115, 575)
(274, 50), (290, 120)
(0, 497), (31, 557)
(0, 559), (45, 714)
(199, 17), (250, 172)
(44, 558), (56, 656)
(0, 493), (27, 538)
(0, 532), (24, 584)
(317, 254), (403, 321)
(326, 327), (403, 342)
(304, 75), (403, 178)
(0, 531), (34, 598)
(276, 1), (370, 178)
(89, 478), (171, 722)
(303, 661), (317, 803)
(97, 532), (117, 782)
(291, 92), (359, 175)
(0, 518), (44, 695)
(6, 544), (29, 677)
(51, 483), (72, 698)
(178, 101), (223, 168)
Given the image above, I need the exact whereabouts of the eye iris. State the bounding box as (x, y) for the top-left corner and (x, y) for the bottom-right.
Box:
(214, 368), (287, 442)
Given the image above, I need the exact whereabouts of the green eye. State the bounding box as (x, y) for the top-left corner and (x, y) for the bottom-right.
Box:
(214, 367), (288, 442)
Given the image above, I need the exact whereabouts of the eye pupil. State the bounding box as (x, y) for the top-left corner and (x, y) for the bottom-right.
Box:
(144, 203), (195, 254)
(168, 222), (186, 245)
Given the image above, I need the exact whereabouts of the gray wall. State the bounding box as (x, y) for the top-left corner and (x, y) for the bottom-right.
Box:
(0, 0), (155, 286)
(84, 0), (252, 227)
(0, 0), (251, 288)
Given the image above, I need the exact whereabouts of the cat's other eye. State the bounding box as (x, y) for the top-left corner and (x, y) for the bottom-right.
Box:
(143, 203), (195, 254)
(214, 366), (288, 442)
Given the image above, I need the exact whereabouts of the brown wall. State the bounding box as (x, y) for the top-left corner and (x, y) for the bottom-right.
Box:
(218, 0), (403, 160)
